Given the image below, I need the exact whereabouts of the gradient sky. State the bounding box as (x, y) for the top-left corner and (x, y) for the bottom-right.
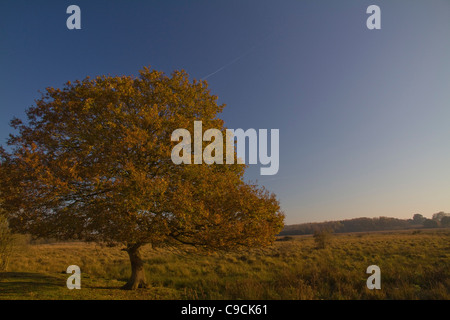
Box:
(1, 1), (449, 224)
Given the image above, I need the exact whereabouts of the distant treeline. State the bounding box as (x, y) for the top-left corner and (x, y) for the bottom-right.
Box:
(280, 212), (450, 236)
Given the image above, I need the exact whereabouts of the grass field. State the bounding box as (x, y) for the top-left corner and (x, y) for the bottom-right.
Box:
(0, 229), (449, 300)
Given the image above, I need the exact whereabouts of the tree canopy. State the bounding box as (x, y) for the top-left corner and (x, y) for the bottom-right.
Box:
(0, 67), (284, 289)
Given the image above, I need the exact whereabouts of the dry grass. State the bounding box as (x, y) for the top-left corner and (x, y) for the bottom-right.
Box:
(0, 229), (449, 300)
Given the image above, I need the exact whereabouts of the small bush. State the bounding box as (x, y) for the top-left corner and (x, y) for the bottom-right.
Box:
(313, 229), (332, 249)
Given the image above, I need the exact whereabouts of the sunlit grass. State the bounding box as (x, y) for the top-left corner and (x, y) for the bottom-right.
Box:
(1, 229), (449, 299)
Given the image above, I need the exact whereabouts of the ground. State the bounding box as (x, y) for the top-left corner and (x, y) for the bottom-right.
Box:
(1, 229), (449, 300)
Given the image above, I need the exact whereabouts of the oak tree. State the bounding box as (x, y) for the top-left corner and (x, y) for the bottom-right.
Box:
(0, 67), (284, 289)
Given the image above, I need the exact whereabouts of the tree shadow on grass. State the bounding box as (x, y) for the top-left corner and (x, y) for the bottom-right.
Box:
(0, 272), (63, 295)
(0, 272), (181, 299)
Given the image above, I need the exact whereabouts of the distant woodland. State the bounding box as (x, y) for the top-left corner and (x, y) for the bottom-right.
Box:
(280, 212), (450, 236)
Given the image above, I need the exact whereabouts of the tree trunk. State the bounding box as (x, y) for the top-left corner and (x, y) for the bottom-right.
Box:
(121, 244), (148, 290)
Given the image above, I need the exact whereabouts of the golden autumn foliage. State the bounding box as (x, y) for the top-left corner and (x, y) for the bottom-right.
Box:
(0, 67), (284, 289)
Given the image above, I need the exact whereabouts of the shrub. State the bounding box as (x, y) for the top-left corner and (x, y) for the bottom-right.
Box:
(313, 229), (332, 249)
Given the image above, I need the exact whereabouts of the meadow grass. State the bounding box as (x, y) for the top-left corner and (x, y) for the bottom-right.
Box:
(0, 229), (449, 300)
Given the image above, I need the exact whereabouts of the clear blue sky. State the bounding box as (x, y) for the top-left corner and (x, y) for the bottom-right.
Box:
(1, 1), (449, 224)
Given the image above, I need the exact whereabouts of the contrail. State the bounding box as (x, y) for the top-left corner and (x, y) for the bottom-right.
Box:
(202, 50), (252, 80)
(201, 29), (279, 81)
